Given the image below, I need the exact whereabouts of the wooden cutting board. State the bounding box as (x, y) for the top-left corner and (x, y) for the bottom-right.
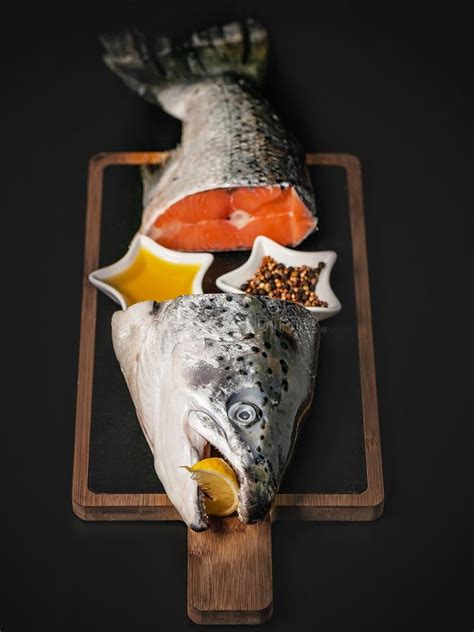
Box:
(72, 152), (383, 624)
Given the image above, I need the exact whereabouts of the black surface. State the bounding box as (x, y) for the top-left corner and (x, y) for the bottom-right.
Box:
(1, 2), (470, 631)
(90, 165), (366, 494)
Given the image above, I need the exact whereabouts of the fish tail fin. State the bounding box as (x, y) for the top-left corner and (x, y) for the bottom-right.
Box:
(100, 20), (268, 114)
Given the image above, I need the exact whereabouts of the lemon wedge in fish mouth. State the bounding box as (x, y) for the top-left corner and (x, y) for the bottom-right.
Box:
(183, 457), (239, 517)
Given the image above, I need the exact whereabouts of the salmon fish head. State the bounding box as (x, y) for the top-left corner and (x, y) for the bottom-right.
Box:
(112, 294), (320, 530)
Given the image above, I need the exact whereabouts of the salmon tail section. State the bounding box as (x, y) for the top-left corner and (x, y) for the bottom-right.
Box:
(147, 186), (318, 252)
(100, 20), (268, 116)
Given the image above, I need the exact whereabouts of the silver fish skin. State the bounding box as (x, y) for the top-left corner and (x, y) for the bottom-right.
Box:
(112, 294), (320, 531)
(100, 21), (317, 243)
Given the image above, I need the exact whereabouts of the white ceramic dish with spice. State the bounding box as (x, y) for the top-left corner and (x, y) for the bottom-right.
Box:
(89, 235), (214, 309)
(215, 236), (341, 321)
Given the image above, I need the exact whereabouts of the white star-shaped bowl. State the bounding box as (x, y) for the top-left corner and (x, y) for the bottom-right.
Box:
(89, 235), (214, 309)
(215, 236), (341, 321)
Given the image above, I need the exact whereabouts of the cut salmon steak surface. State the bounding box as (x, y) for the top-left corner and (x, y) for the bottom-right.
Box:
(147, 185), (317, 251)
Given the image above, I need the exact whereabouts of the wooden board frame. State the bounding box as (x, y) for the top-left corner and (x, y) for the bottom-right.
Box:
(72, 152), (384, 523)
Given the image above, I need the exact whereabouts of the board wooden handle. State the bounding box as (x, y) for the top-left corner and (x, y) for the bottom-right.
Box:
(187, 516), (273, 625)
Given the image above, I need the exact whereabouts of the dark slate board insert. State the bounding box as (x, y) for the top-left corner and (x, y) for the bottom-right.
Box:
(89, 165), (367, 494)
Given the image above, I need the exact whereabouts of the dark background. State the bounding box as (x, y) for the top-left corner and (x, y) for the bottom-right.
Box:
(0, 2), (471, 631)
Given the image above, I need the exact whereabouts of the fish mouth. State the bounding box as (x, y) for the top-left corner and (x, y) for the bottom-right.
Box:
(187, 409), (277, 525)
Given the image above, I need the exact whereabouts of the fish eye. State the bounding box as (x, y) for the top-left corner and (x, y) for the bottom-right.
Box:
(228, 402), (261, 425)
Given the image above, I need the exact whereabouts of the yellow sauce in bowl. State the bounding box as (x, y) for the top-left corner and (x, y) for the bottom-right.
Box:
(105, 246), (201, 306)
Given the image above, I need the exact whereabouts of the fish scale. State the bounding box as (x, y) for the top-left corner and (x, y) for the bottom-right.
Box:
(141, 77), (313, 229)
